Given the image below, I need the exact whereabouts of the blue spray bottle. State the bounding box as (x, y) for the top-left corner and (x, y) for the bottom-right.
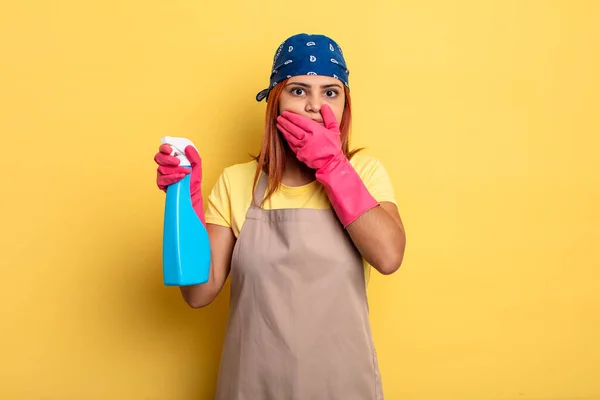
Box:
(161, 136), (211, 286)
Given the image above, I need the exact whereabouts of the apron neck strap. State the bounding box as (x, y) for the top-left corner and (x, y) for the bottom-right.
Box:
(251, 170), (269, 209)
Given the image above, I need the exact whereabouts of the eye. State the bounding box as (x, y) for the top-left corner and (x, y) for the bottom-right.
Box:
(325, 90), (338, 98)
(290, 87), (306, 96)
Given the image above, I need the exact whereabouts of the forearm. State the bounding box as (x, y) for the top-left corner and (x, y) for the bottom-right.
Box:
(179, 223), (234, 308)
(179, 261), (221, 308)
(316, 157), (405, 275)
(346, 202), (405, 275)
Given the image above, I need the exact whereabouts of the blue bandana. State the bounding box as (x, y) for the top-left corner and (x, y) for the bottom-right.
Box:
(255, 33), (350, 102)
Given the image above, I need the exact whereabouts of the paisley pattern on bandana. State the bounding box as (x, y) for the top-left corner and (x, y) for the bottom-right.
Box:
(256, 33), (350, 102)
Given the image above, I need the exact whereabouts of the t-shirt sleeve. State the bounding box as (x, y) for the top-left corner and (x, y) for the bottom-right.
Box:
(357, 157), (398, 206)
(204, 168), (232, 227)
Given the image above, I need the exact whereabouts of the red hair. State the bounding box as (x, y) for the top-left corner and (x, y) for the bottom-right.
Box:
(252, 78), (361, 206)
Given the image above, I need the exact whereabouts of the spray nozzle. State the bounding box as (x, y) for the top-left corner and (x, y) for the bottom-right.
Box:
(160, 136), (198, 167)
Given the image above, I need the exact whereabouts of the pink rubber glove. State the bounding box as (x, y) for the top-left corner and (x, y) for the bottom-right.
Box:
(154, 143), (206, 226)
(276, 104), (379, 227)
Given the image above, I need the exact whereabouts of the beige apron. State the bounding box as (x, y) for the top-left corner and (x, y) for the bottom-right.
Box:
(214, 171), (384, 400)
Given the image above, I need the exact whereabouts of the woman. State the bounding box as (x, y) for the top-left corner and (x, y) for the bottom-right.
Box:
(154, 33), (406, 399)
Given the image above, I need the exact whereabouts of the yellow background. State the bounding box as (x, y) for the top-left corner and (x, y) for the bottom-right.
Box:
(1, 0), (599, 399)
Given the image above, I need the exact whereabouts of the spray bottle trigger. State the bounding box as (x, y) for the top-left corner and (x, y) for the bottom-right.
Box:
(161, 136), (198, 167)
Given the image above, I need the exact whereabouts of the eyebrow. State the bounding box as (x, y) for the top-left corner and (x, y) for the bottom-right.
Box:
(285, 82), (343, 89)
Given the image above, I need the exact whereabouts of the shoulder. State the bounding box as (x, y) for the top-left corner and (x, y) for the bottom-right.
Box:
(349, 153), (389, 177)
(349, 153), (397, 205)
(209, 159), (258, 202)
(214, 160), (258, 186)
(221, 159), (259, 176)
(205, 159), (258, 233)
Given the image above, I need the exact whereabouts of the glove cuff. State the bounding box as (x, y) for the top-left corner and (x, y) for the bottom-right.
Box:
(316, 156), (379, 227)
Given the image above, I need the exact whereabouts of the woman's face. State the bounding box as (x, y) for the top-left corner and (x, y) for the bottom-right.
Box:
(278, 75), (346, 127)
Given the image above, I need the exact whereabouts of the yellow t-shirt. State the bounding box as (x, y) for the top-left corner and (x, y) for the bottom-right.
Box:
(204, 154), (397, 283)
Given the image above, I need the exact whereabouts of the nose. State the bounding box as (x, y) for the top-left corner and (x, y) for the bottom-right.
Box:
(305, 93), (324, 115)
